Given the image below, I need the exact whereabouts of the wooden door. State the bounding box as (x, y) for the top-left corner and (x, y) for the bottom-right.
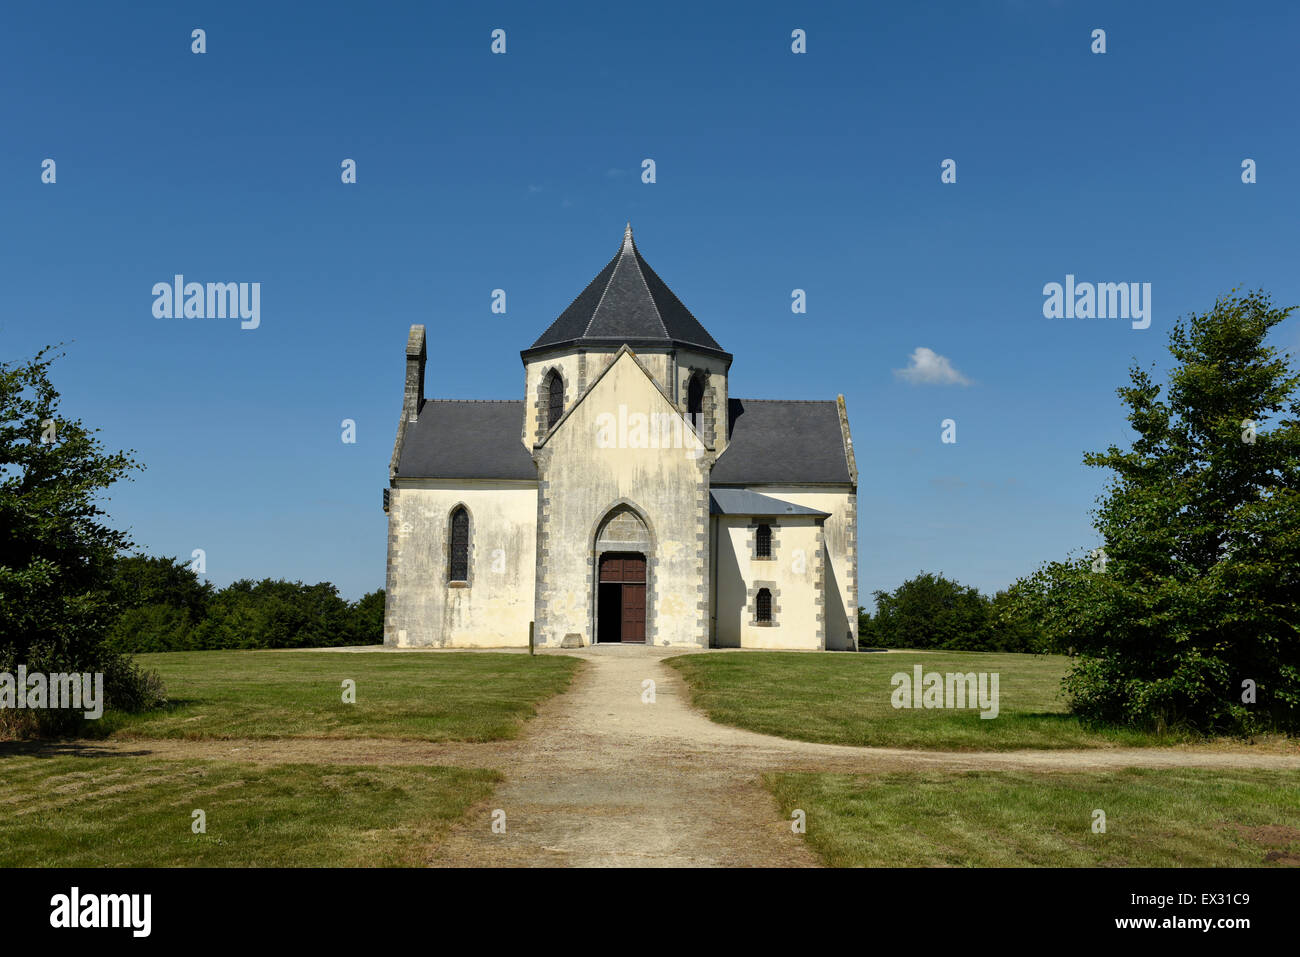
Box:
(599, 553), (647, 643)
(620, 555), (645, 584)
(599, 553), (645, 583)
(621, 583), (646, 642)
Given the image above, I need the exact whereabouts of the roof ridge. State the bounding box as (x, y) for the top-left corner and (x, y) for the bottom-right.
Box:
(631, 243), (671, 340)
(425, 398), (522, 404)
(583, 245), (626, 338)
(732, 397), (838, 404)
(528, 248), (620, 349)
(634, 251), (725, 352)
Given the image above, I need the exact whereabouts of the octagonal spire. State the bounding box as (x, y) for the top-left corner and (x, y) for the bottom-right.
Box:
(523, 224), (728, 360)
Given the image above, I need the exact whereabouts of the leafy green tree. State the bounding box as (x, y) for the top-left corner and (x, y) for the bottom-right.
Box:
(186, 578), (357, 649)
(349, 589), (386, 645)
(111, 554), (212, 620)
(1034, 290), (1300, 732)
(106, 603), (197, 653)
(871, 572), (991, 649)
(0, 348), (164, 735)
(102, 554), (212, 652)
(987, 587), (1047, 653)
(857, 605), (877, 647)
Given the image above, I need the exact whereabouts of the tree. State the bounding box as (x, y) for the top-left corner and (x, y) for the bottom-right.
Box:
(111, 554), (212, 621)
(349, 589), (386, 645)
(994, 560), (1090, 656)
(103, 554), (212, 652)
(102, 563), (387, 652)
(187, 578), (358, 649)
(987, 587), (1047, 654)
(1039, 290), (1300, 732)
(0, 348), (164, 735)
(857, 605), (876, 647)
(871, 572), (991, 649)
(106, 603), (197, 654)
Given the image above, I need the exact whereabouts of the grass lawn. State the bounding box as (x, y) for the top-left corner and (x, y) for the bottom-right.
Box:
(766, 767), (1300, 867)
(0, 754), (497, 866)
(98, 650), (580, 742)
(667, 650), (1271, 750)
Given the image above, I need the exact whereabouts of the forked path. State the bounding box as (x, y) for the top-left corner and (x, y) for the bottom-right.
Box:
(429, 647), (821, 867)
(426, 646), (1300, 867)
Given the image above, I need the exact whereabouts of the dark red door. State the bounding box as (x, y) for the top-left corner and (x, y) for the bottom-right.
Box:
(598, 553), (647, 643)
(621, 584), (646, 642)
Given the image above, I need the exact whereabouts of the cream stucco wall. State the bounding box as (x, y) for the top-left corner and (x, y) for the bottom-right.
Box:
(384, 480), (537, 647)
(713, 485), (857, 650)
(534, 350), (710, 648)
(713, 515), (825, 649)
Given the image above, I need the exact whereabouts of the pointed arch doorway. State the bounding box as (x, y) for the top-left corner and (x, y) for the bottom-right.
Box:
(598, 553), (646, 643)
(594, 504), (652, 644)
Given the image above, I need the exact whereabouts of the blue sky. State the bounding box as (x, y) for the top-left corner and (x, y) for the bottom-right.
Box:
(2, 1), (1297, 603)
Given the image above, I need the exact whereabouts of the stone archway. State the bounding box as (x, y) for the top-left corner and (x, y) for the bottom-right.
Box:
(594, 505), (652, 644)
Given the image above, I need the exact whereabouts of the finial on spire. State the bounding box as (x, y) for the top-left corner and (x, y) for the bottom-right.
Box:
(623, 221), (634, 248)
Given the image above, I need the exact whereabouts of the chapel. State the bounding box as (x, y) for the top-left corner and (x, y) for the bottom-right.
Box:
(383, 225), (858, 649)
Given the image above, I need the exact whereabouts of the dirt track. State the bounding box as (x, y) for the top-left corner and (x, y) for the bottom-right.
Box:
(27, 646), (1300, 867)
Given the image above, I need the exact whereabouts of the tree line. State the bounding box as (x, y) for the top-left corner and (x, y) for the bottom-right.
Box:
(105, 554), (384, 653)
(858, 572), (1040, 653)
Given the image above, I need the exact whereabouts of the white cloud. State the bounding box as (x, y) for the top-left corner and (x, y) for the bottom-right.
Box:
(894, 347), (972, 386)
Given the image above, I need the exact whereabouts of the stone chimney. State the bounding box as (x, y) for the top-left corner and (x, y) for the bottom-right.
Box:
(403, 325), (426, 423)
(390, 324), (426, 481)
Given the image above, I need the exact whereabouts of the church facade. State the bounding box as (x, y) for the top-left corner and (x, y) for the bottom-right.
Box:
(383, 225), (858, 650)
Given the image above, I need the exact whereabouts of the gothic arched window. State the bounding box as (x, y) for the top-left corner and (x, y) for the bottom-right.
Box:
(449, 506), (470, 583)
(756, 587), (772, 623)
(546, 371), (564, 430)
(687, 373), (705, 420)
(756, 524), (772, 559)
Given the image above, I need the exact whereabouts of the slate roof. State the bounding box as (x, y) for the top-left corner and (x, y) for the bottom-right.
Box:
(711, 399), (854, 485)
(523, 224), (729, 360)
(396, 400), (535, 480)
(709, 488), (830, 517)
(397, 396), (854, 485)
